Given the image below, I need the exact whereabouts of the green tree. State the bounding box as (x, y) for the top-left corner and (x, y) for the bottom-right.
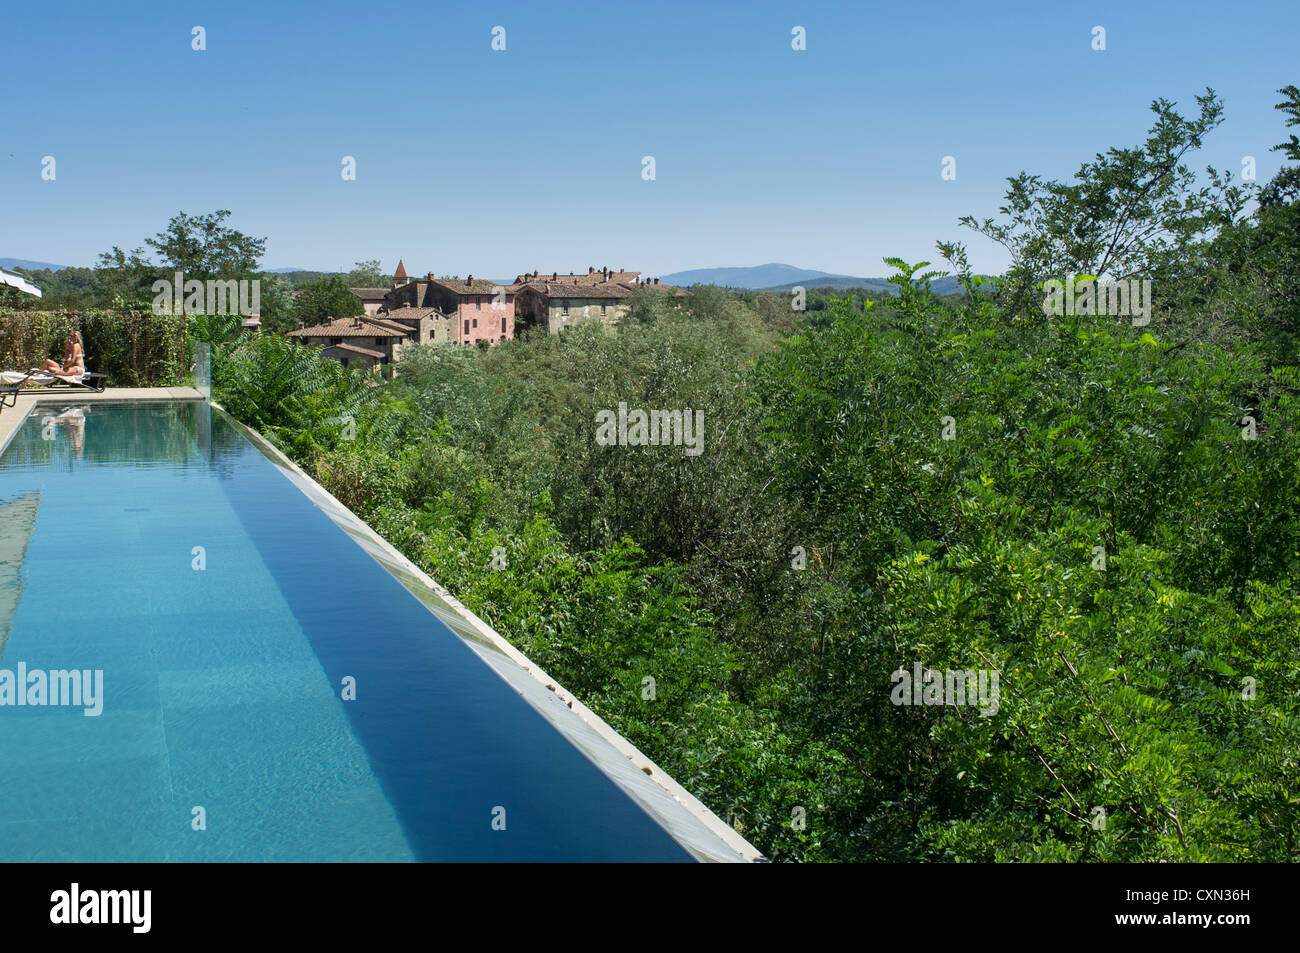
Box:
(93, 210), (266, 310)
(945, 89), (1246, 320)
(345, 260), (387, 287)
(145, 209), (266, 280)
(1198, 86), (1300, 362)
(254, 273), (297, 334)
(291, 274), (364, 327)
(93, 245), (157, 308)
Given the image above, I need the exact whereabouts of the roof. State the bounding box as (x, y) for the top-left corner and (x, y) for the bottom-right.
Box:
(289, 316), (410, 338)
(350, 288), (390, 300)
(515, 270), (640, 286)
(394, 260), (408, 279)
(365, 316), (414, 333)
(427, 277), (510, 296)
(520, 281), (631, 300)
(381, 306), (443, 323)
(323, 342), (386, 359)
(618, 280), (688, 296)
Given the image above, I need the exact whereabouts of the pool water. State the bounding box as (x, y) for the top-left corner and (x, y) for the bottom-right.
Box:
(0, 402), (697, 861)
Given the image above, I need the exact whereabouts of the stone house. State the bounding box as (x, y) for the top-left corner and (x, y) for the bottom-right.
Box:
(350, 288), (390, 316)
(514, 279), (631, 334)
(513, 267), (686, 334)
(287, 315), (414, 375)
(382, 262), (514, 346)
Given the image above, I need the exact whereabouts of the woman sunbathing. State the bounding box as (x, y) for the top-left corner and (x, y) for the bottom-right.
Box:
(40, 331), (85, 377)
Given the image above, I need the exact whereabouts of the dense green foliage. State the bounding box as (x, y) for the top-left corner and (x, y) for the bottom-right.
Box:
(94, 209), (268, 311)
(286, 274), (364, 329)
(200, 87), (1300, 862)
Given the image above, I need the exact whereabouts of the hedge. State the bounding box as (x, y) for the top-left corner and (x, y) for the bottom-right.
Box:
(0, 310), (189, 387)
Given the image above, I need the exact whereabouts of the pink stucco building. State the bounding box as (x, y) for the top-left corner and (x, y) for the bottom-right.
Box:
(383, 263), (514, 346)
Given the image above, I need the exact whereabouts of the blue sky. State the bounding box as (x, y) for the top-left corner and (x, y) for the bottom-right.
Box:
(2, 0), (1296, 278)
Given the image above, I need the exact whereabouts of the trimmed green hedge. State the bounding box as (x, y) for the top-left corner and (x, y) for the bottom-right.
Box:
(0, 310), (189, 387)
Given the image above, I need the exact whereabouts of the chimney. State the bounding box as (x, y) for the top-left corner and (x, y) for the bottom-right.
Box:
(602, 266), (608, 277)
(588, 266), (594, 274)
(533, 270), (539, 277)
(654, 278), (660, 285)
(467, 274), (473, 286)
(552, 271), (557, 280)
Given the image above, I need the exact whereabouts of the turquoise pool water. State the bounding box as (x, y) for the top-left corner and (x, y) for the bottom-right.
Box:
(0, 402), (698, 861)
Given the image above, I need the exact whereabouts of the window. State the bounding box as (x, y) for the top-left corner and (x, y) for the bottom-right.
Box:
(475, 296), (481, 309)
(464, 320), (469, 336)
(561, 300), (569, 316)
(472, 318), (478, 328)
(500, 317), (506, 333)
(601, 304), (607, 316)
(330, 337), (342, 346)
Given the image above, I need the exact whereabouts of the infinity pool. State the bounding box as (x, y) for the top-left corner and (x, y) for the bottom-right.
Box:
(0, 401), (730, 861)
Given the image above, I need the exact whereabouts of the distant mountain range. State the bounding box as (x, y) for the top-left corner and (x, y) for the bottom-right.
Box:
(3, 258), (978, 295)
(0, 257), (69, 272)
(659, 263), (973, 296)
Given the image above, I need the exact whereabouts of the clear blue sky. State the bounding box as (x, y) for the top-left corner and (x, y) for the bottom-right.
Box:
(2, 0), (1296, 278)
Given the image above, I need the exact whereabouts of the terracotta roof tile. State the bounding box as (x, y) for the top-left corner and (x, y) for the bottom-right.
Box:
(381, 306), (442, 322)
(289, 315), (410, 338)
(427, 277), (510, 295)
(523, 281), (631, 299)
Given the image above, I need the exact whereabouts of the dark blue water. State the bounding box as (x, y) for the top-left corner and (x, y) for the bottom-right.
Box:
(0, 401), (693, 861)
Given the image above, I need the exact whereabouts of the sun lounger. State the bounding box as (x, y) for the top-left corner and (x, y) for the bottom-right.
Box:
(0, 369), (107, 393)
